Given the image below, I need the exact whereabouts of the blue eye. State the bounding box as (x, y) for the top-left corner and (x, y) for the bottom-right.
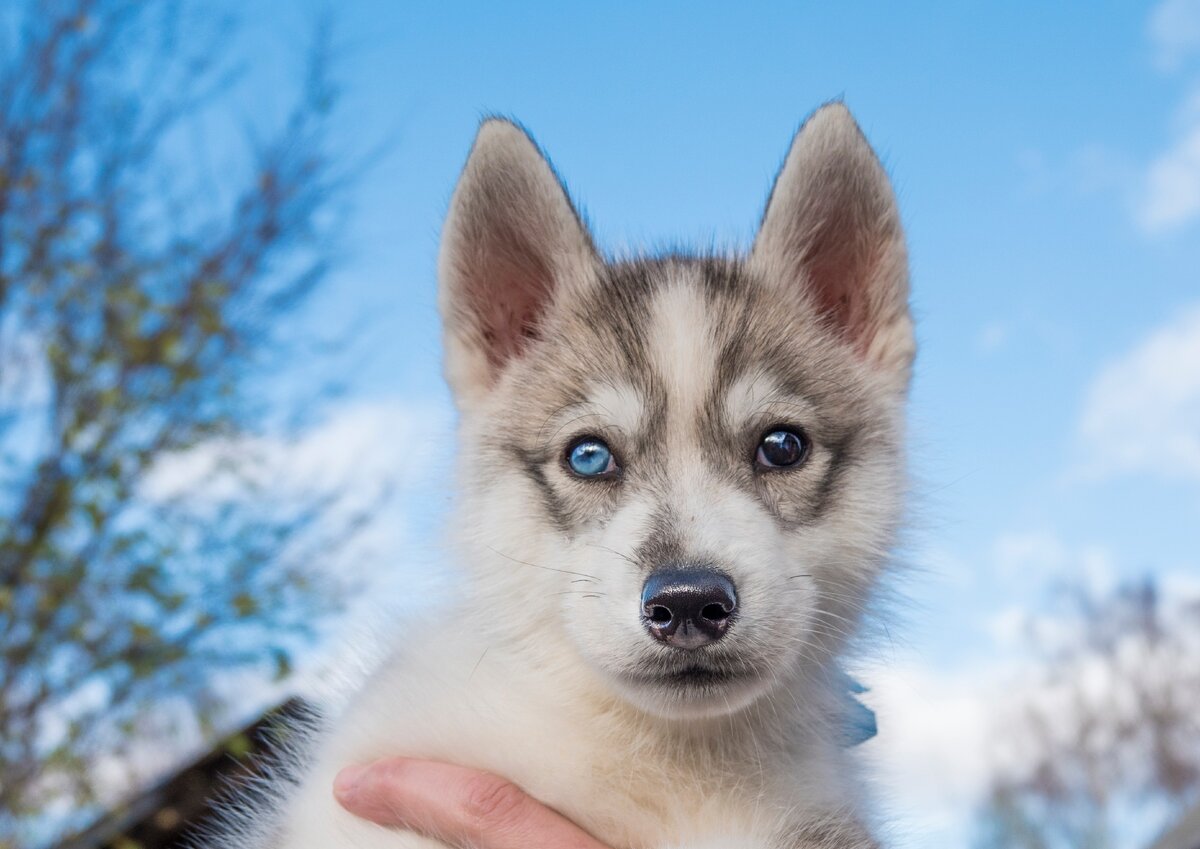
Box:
(756, 428), (808, 469)
(567, 437), (616, 477)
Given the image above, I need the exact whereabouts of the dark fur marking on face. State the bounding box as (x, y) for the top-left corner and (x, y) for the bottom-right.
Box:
(751, 421), (862, 531)
(511, 446), (573, 534)
(812, 433), (853, 520)
(591, 263), (656, 360)
(584, 261), (675, 448)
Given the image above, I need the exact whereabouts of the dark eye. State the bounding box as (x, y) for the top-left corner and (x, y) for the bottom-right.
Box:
(756, 428), (808, 469)
(567, 437), (616, 477)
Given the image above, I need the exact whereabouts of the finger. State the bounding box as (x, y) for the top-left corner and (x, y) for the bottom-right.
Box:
(334, 758), (609, 849)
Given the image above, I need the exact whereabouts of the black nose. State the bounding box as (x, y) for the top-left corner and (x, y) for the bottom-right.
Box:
(641, 569), (737, 649)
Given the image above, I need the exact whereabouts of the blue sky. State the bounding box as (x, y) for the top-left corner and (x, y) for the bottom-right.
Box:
(208, 1), (1200, 845)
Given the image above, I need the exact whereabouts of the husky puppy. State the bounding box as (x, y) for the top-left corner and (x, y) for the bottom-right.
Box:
(237, 103), (914, 849)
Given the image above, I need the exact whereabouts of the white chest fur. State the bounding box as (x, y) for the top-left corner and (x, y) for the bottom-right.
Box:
(268, 625), (861, 849)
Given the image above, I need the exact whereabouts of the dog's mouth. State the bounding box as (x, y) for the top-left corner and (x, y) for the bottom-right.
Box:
(657, 665), (738, 686)
(626, 660), (758, 690)
(607, 654), (775, 717)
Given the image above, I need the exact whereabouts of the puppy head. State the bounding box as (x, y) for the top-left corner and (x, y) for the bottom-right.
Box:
(439, 106), (912, 718)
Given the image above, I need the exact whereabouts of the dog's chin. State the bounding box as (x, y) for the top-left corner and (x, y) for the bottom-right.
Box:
(607, 662), (772, 720)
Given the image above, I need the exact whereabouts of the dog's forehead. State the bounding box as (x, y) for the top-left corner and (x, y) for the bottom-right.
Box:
(554, 256), (843, 415)
(501, 253), (879, 465)
(626, 265), (727, 425)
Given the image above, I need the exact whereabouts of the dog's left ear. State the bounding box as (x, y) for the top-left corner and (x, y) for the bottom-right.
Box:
(439, 119), (599, 410)
(751, 103), (914, 392)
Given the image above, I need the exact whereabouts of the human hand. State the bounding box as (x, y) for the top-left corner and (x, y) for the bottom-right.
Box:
(334, 758), (612, 849)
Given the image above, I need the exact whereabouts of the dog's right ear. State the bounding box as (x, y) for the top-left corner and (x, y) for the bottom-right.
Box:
(751, 103), (914, 393)
(439, 119), (598, 409)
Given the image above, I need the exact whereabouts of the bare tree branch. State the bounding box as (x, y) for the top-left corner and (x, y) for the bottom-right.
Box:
(0, 3), (364, 846)
(974, 578), (1200, 849)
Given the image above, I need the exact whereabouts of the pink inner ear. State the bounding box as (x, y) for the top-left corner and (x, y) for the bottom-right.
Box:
(803, 228), (879, 357)
(478, 250), (554, 371)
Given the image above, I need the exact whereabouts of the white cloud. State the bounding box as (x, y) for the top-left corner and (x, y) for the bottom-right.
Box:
(1137, 110), (1200, 231)
(1140, 0), (1200, 230)
(859, 656), (1021, 848)
(0, 323), (54, 514)
(1149, 0), (1200, 71)
(1077, 304), (1200, 481)
(1013, 131), (1200, 235)
(143, 395), (459, 610)
(143, 397), (453, 502)
(1039, 109), (1200, 234)
(980, 533), (1118, 655)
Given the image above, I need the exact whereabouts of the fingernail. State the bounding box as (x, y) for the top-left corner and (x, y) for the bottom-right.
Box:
(333, 764), (366, 800)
